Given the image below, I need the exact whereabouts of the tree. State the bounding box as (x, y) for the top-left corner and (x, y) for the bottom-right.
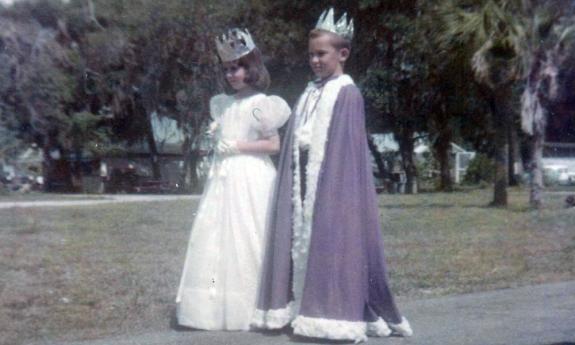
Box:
(362, 12), (433, 194)
(439, 0), (575, 208)
(0, 11), (92, 191)
(438, 0), (525, 206)
(360, 0), (484, 193)
(517, 0), (575, 208)
(63, 0), (232, 189)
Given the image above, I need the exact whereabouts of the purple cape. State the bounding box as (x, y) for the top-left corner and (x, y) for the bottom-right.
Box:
(256, 84), (402, 335)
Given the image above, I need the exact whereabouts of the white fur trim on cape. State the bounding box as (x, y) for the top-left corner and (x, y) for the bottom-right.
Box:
(389, 316), (414, 337)
(290, 75), (354, 314)
(292, 316), (367, 343)
(367, 317), (392, 337)
(291, 315), (393, 343)
(251, 302), (294, 329)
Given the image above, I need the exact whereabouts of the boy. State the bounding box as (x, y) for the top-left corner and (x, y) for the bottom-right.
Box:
(252, 8), (412, 342)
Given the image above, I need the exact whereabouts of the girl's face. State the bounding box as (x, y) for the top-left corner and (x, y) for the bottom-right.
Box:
(223, 61), (249, 91)
(308, 33), (348, 80)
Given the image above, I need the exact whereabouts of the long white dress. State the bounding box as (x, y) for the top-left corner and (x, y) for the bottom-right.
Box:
(176, 92), (290, 331)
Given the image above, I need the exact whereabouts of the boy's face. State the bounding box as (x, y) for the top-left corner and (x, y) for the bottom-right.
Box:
(308, 33), (349, 80)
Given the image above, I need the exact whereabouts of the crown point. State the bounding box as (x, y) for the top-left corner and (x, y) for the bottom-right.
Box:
(314, 7), (354, 40)
(215, 28), (256, 62)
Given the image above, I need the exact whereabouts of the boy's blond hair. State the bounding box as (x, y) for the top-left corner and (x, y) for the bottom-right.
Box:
(309, 29), (351, 51)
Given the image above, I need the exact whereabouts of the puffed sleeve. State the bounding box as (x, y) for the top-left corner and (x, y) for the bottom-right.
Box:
(251, 95), (291, 138)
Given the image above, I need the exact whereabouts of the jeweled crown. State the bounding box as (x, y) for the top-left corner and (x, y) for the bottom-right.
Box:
(314, 8), (354, 40)
(215, 28), (256, 62)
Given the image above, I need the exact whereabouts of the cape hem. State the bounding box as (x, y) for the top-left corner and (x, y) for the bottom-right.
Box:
(251, 302), (295, 329)
(291, 315), (393, 343)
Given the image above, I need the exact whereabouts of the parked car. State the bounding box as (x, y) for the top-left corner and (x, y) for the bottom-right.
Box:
(558, 170), (575, 185)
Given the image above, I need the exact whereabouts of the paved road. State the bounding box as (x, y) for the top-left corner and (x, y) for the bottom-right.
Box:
(0, 194), (200, 209)
(30, 281), (575, 345)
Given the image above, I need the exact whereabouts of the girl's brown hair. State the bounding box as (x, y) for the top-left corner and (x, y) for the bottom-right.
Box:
(221, 47), (270, 93)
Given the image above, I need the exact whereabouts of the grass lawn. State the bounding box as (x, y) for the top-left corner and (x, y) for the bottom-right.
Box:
(1, 188), (574, 345)
(380, 188), (575, 298)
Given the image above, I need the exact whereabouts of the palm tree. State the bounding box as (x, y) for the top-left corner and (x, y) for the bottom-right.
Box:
(438, 0), (575, 208)
(438, 0), (521, 206)
(516, 1), (575, 208)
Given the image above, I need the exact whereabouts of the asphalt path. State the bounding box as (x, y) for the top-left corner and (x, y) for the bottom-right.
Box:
(29, 281), (575, 345)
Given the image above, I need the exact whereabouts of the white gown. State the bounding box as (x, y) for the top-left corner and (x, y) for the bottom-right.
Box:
(176, 92), (290, 330)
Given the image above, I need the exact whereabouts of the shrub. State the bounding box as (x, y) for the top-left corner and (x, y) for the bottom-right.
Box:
(463, 153), (495, 185)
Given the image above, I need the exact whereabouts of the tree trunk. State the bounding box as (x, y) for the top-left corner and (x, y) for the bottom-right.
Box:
(529, 131), (544, 209)
(398, 131), (417, 194)
(430, 104), (453, 192)
(42, 143), (54, 192)
(86, 0), (104, 29)
(188, 150), (201, 193)
(367, 134), (388, 179)
(434, 132), (453, 192)
(178, 135), (190, 193)
(139, 106), (161, 180)
(508, 123), (522, 186)
(71, 124), (84, 193)
(489, 92), (509, 207)
(521, 48), (550, 209)
(71, 149), (83, 193)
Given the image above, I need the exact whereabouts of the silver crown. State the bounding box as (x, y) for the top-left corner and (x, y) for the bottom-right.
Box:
(315, 8), (354, 40)
(215, 28), (256, 62)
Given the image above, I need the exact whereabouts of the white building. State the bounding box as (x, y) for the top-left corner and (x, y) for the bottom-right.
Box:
(414, 142), (476, 184)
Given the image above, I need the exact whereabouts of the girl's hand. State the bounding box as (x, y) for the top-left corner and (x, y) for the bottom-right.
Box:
(215, 139), (239, 155)
(206, 121), (220, 138)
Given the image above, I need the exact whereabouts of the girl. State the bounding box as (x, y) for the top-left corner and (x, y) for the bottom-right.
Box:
(176, 28), (290, 331)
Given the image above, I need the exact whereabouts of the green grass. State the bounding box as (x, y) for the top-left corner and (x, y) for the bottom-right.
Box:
(1, 188), (574, 345)
(381, 188), (575, 298)
(0, 200), (197, 345)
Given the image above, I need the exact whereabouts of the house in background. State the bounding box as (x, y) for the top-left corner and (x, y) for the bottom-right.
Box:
(1, 144), (44, 192)
(371, 134), (476, 189)
(42, 112), (210, 194)
(369, 134), (476, 192)
(98, 113), (211, 194)
(413, 142), (476, 184)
